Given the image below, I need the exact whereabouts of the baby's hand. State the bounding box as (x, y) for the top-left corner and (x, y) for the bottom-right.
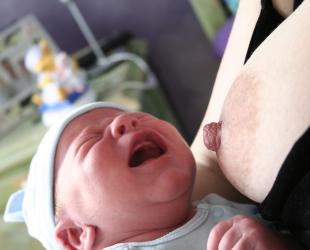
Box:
(207, 215), (289, 250)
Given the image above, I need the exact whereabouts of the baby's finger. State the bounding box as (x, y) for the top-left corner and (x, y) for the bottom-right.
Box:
(231, 236), (255, 250)
(207, 218), (234, 250)
(218, 224), (242, 250)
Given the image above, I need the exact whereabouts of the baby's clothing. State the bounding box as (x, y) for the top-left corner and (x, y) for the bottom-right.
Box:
(104, 194), (261, 250)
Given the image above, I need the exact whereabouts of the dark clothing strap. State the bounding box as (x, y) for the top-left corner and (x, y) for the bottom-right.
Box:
(245, 0), (303, 63)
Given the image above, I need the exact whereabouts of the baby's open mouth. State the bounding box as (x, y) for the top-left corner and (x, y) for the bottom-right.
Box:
(129, 140), (166, 168)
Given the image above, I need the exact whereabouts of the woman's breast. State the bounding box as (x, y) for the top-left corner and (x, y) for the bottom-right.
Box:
(216, 72), (269, 202)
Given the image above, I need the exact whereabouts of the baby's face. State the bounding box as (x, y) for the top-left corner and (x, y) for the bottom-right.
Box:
(55, 108), (196, 231)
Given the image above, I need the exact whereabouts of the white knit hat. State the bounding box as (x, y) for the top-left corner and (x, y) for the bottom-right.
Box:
(4, 102), (127, 250)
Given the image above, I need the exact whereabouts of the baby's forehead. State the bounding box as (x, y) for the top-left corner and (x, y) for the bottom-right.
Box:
(69, 107), (123, 127)
(55, 107), (124, 168)
(64, 107), (124, 136)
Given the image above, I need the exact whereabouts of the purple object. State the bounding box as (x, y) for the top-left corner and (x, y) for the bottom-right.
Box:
(213, 16), (235, 58)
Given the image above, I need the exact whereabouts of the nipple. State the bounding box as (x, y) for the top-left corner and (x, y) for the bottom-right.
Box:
(203, 122), (222, 151)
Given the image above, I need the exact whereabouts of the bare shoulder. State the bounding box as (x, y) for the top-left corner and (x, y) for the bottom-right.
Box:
(272, 0), (295, 17)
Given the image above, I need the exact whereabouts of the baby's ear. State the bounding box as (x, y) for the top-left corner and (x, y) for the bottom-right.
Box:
(55, 219), (96, 250)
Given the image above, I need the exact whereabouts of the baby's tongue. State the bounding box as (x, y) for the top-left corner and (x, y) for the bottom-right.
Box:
(129, 142), (163, 167)
(203, 122), (222, 151)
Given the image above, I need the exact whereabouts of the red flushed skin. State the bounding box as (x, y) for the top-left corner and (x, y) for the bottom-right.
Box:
(203, 121), (222, 151)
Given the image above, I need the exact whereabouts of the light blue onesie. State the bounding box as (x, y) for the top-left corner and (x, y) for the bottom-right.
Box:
(104, 194), (262, 250)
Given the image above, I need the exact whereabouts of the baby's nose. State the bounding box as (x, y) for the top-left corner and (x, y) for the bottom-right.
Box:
(110, 114), (139, 138)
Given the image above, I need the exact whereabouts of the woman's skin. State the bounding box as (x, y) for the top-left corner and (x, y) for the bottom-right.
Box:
(217, 0), (310, 203)
(191, 0), (262, 202)
(192, 1), (309, 249)
(191, 0), (310, 203)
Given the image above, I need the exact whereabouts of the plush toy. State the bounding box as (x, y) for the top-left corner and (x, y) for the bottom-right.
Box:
(25, 40), (95, 126)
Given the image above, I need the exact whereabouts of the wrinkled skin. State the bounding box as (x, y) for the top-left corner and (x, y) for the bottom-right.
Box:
(207, 215), (294, 250)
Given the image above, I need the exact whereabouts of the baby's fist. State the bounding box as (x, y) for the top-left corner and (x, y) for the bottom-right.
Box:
(207, 215), (288, 250)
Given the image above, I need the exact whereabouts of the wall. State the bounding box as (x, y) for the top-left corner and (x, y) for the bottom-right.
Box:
(0, 0), (220, 141)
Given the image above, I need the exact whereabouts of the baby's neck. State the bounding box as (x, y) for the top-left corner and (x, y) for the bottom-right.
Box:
(97, 206), (197, 249)
(121, 206), (197, 243)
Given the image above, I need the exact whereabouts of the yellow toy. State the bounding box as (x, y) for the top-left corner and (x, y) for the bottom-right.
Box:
(25, 40), (95, 126)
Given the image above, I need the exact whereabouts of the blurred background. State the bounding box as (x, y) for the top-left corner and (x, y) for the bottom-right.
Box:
(0, 0), (238, 249)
